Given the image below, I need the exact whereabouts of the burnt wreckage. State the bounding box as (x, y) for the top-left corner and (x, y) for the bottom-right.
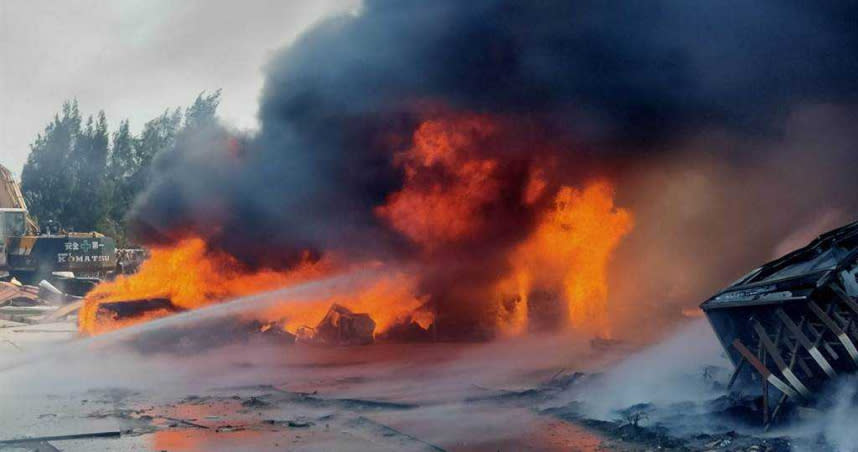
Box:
(702, 220), (858, 424)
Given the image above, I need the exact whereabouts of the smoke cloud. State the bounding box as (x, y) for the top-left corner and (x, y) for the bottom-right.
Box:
(127, 0), (858, 339)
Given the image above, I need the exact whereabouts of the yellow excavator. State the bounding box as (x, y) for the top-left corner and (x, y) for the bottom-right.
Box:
(0, 163), (116, 284)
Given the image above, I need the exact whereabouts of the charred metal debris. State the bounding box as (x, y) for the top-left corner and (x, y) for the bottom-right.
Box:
(702, 220), (858, 425)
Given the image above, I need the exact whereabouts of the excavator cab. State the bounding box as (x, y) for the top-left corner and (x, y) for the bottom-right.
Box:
(1, 163), (116, 285)
(0, 208), (27, 271)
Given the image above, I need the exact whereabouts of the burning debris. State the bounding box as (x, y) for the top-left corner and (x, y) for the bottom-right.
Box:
(95, 298), (179, 327)
(296, 304), (376, 346)
(11, 0), (858, 449)
(702, 220), (858, 425)
(78, 238), (435, 339)
(78, 174), (631, 341)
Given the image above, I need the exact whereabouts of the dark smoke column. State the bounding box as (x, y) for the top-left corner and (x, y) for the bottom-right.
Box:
(128, 0), (858, 337)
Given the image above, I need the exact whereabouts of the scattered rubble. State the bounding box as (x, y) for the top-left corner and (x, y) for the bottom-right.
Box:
(0, 279), (82, 326)
(121, 317), (297, 355)
(92, 298), (383, 349)
(0, 280), (39, 306)
(94, 298), (179, 324)
(376, 319), (434, 343)
(297, 304), (376, 346)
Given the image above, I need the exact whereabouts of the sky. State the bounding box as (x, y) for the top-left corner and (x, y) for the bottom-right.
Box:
(0, 0), (359, 177)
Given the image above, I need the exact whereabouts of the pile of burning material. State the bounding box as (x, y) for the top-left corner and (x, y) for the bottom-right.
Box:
(701, 220), (858, 425)
(119, 317), (300, 354)
(93, 298), (180, 328)
(78, 238), (436, 338)
(91, 296), (382, 350)
(296, 304), (376, 346)
(81, 108), (635, 342)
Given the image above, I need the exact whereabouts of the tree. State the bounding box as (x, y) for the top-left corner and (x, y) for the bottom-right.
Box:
(184, 90), (221, 131)
(20, 91), (222, 244)
(105, 120), (134, 223)
(65, 111), (109, 231)
(21, 100), (81, 226)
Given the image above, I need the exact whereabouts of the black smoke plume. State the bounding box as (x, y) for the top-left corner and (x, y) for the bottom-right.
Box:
(129, 0), (858, 338)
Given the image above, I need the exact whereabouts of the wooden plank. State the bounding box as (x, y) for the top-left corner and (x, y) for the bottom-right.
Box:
(766, 393), (789, 431)
(833, 305), (858, 340)
(831, 284), (858, 316)
(732, 339), (798, 399)
(809, 301), (858, 364)
(786, 334), (802, 374)
(768, 334), (804, 430)
(796, 354), (814, 378)
(753, 321), (810, 397)
(727, 358), (746, 390)
(776, 310), (833, 377)
(807, 320), (842, 360)
(777, 309), (836, 378)
(40, 300), (83, 323)
(831, 310), (858, 343)
(163, 416), (210, 430)
(758, 334), (769, 425)
(733, 339), (770, 377)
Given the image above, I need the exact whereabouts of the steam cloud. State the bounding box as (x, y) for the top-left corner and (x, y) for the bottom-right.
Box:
(129, 0), (858, 339)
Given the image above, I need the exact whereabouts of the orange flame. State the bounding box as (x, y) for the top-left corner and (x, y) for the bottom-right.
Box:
(498, 181), (634, 336)
(80, 113), (632, 340)
(377, 113), (634, 336)
(375, 115), (501, 249)
(79, 238), (429, 336)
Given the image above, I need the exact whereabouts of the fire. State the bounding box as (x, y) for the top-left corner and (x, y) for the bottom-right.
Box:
(79, 238), (428, 336)
(255, 271), (431, 334)
(80, 112), (633, 340)
(375, 115), (502, 249)
(499, 182), (633, 336)
(378, 114), (633, 336)
(79, 238), (322, 335)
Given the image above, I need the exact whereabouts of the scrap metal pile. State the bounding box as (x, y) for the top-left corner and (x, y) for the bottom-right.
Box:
(0, 279), (83, 325)
(702, 220), (858, 425)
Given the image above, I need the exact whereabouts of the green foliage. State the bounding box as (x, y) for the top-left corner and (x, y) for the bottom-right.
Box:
(21, 101), (81, 226)
(184, 90), (221, 131)
(20, 92), (222, 246)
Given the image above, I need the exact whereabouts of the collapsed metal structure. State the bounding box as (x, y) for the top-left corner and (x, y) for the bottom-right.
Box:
(701, 220), (858, 425)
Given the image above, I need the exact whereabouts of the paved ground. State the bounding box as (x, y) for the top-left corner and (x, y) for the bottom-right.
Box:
(0, 319), (637, 451)
(0, 317), (808, 451)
